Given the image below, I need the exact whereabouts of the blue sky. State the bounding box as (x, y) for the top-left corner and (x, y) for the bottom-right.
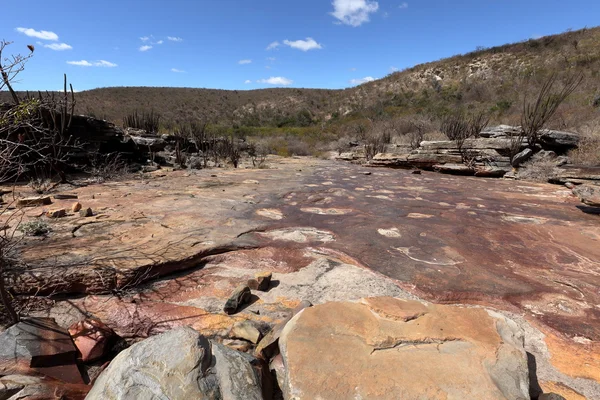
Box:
(3, 0), (600, 91)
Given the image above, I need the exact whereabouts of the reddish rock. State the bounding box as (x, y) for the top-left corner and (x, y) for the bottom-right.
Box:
(68, 318), (116, 363)
(0, 318), (84, 384)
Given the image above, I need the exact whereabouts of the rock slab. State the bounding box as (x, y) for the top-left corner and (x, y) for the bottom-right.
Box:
(0, 318), (83, 384)
(278, 298), (530, 400)
(86, 326), (262, 400)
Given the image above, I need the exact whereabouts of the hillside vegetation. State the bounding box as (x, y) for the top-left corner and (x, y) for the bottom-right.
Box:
(3, 26), (600, 157)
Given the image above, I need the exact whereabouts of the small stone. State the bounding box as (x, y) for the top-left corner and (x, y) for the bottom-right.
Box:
(564, 182), (576, 189)
(362, 171), (372, 175)
(411, 170), (422, 175)
(16, 196), (51, 208)
(231, 321), (262, 344)
(223, 285), (252, 315)
(53, 194), (78, 200)
(71, 202), (82, 212)
(247, 272), (272, 291)
(46, 209), (66, 218)
(79, 207), (93, 217)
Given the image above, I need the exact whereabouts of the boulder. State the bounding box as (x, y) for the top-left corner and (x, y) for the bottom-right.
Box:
(46, 208), (67, 218)
(16, 196), (52, 208)
(0, 318), (84, 384)
(72, 202), (82, 212)
(539, 129), (580, 151)
(480, 125), (522, 138)
(573, 185), (600, 207)
(511, 148), (534, 167)
(68, 319), (117, 363)
(255, 300), (312, 360)
(86, 326), (262, 400)
(230, 320), (262, 344)
(79, 207), (94, 217)
(128, 135), (167, 153)
(278, 298), (530, 400)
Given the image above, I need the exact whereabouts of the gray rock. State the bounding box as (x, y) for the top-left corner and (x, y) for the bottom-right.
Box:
(129, 136), (167, 152)
(480, 125), (522, 138)
(231, 321), (262, 344)
(224, 285), (252, 315)
(86, 326), (262, 400)
(573, 184), (600, 207)
(539, 129), (580, 150)
(511, 148), (534, 167)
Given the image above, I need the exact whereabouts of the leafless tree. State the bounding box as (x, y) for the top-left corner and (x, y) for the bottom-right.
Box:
(521, 73), (582, 147)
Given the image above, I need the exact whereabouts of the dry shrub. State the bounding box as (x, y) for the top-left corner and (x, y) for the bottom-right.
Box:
(518, 158), (559, 182)
(568, 132), (600, 166)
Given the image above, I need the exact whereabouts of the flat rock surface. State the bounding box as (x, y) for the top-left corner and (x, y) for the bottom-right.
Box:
(279, 298), (530, 399)
(4, 157), (600, 395)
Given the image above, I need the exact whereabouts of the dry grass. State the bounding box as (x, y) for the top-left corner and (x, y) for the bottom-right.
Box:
(568, 130), (600, 166)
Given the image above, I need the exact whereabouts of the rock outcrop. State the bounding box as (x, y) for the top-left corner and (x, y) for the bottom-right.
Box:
(278, 298), (530, 400)
(86, 326), (263, 399)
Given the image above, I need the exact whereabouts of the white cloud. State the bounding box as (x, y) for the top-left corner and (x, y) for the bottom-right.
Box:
(156, 40), (164, 45)
(15, 27), (58, 41)
(283, 37), (322, 51)
(266, 41), (280, 50)
(257, 76), (293, 86)
(399, 2), (408, 9)
(244, 80), (252, 84)
(140, 36), (151, 42)
(139, 45), (152, 52)
(265, 65), (271, 69)
(350, 67), (357, 71)
(171, 68), (186, 73)
(390, 66), (398, 72)
(331, 0), (379, 27)
(350, 76), (375, 85)
(238, 59), (252, 65)
(43, 43), (72, 51)
(267, 57), (276, 62)
(67, 60), (117, 67)
(168, 36), (183, 42)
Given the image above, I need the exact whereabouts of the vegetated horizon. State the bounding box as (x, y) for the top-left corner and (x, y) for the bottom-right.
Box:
(2, 25), (600, 163)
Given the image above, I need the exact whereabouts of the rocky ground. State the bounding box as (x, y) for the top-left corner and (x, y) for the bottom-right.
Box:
(1, 156), (599, 399)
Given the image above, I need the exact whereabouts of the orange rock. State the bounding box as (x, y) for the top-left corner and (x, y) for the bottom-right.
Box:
(279, 298), (530, 400)
(539, 381), (586, 400)
(72, 202), (82, 212)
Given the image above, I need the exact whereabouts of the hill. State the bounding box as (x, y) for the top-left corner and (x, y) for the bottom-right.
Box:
(2, 26), (600, 149)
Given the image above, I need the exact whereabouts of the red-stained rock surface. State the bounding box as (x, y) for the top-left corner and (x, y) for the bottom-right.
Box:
(68, 319), (116, 363)
(3, 157), (600, 396)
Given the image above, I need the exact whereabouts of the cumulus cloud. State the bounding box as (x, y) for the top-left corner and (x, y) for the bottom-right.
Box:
(156, 40), (164, 45)
(168, 36), (183, 42)
(399, 2), (408, 9)
(266, 41), (280, 50)
(350, 76), (375, 85)
(140, 36), (151, 42)
(238, 59), (252, 65)
(67, 60), (117, 67)
(331, 0), (379, 27)
(283, 37), (322, 51)
(15, 27), (58, 41)
(43, 43), (72, 51)
(139, 45), (152, 52)
(171, 68), (185, 73)
(244, 80), (252, 84)
(257, 76), (293, 86)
